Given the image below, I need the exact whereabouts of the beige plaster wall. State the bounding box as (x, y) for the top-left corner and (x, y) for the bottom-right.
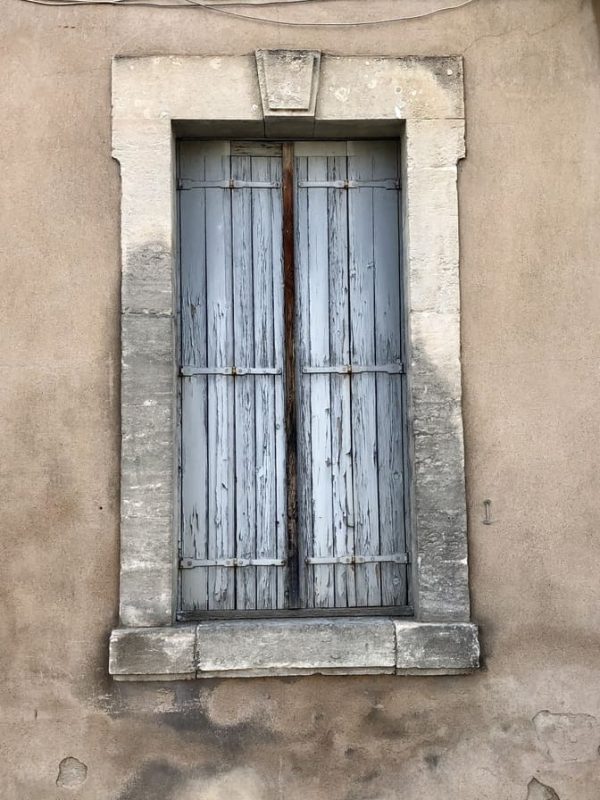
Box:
(1, 0), (599, 797)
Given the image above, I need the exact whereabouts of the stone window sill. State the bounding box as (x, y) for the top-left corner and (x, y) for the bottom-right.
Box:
(109, 618), (480, 680)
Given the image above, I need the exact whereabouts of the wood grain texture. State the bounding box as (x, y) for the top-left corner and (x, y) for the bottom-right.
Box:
(348, 142), (381, 606)
(307, 155), (335, 607)
(327, 154), (356, 609)
(231, 155), (257, 610)
(205, 149), (235, 610)
(372, 142), (407, 606)
(180, 140), (406, 613)
(252, 156), (278, 609)
(294, 155), (313, 607)
(180, 144), (209, 612)
(180, 143), (286, 612)
(282, 143), (299, 609)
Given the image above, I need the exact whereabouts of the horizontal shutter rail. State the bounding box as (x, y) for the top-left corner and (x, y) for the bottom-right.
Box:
(180, 366), (282, 377)
(178, 179), (282, 190)
(180, 557), (286, 569)
(302, 363), (404, 375)
(297, 179), (399, 190)
(306, 553), (409, 565)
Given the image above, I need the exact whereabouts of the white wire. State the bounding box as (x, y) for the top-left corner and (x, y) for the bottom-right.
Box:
(19, 0), (478, 27)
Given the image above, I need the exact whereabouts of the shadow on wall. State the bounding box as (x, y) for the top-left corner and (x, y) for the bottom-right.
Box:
(116, 763), (267, 800)
(593, 0), (600, 42)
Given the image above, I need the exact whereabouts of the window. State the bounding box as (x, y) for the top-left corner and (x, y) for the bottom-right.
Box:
(109, 52), (480, 679)
(178, 140), (409, 617)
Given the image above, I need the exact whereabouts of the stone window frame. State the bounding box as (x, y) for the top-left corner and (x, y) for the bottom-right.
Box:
(109, 51), (480, 680)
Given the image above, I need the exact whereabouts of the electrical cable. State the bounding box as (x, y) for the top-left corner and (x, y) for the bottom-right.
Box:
(19, 0), (478, 27)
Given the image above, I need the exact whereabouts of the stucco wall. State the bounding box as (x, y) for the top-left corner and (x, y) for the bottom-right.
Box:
(2, 0), (600, 797)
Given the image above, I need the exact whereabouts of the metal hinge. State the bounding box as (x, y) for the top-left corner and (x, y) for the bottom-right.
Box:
(306, 553), (409, 566)
(302, 363), (404, 375)
(180, 557), (286, 569)
(297, 179), (400, 190)
(178, 179), (281, 190)
(180, 365), (282, 377)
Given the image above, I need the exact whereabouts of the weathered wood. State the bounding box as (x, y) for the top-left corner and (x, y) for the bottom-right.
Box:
(373, 142), (407, 607)
(231, 141), (283, 157)
(231, 154), (257, 610)
(181, 144), (286, 613)
(294, 141), (405, 610)
(180, 143), (209, 612)
(294, 155), (312, 607)
(327, 151), (356, 609)
(205, 148), (235, 610)
(348, 142), (381, 606)
(267, 153), (286, 610)
(180, 139), (406, 614)
(178, 605), (412, 622)
(280, 144), (295, 608)
(252, 155), (278, 609)
(307, 155), (335, 608)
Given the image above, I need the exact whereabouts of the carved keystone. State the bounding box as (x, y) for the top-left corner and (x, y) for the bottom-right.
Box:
(256, 49), (321, 117)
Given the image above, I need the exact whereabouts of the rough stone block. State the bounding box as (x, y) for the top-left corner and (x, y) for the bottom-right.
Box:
(195, 618), (396, 677)
(395, 622), (479, 671)
(110, 626), (196, 678)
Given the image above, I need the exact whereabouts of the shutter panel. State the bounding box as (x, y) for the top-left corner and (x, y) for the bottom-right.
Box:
(180, 139), (406, 615)
(296, 141), (407, 609)
(180, 141), (212, 614)
(179, 142), (286, 613)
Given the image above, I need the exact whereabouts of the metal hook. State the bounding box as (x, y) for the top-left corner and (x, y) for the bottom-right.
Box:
(483, 499), (493, 525)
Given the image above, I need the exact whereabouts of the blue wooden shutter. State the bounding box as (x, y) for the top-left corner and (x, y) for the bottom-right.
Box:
(179, 139), (407, 615)
(179, 142), (286, 613)
(295, 141), (408, 609)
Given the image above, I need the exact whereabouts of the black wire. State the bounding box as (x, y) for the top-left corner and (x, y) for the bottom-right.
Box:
(19, 0), (478, 28)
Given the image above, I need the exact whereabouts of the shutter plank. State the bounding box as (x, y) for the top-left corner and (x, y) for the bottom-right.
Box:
(270, 156), (288, 609)
(253, 157), (278, 609)
(232, 155), (257, 609)
(327, 153), (356, 609)
(307, 156), (335, 608)
(348, 142), (382, 607)
(180, 144), (209, 611)
(372, 142), (407, 606)
(205, 150), (235, 610)
(295, 156), (313, 606)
